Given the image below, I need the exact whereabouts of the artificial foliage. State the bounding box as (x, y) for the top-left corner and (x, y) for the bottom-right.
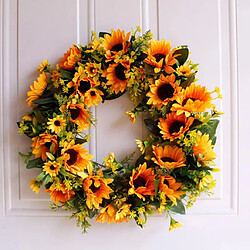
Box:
(18, 27), (223, 233)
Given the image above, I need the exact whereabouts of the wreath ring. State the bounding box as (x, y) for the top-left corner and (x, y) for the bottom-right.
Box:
(18, 27), (222, 233)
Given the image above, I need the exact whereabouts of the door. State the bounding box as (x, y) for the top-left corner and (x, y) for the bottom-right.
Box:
(0, 0), (249, 249)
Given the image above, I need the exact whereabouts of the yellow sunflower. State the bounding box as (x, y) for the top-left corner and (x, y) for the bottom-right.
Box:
(96, 204), (116, 224)
(26, 72), (48, 107)
(61, 140), (93, 174)
(58, 45), (81, 70)
(171, 84), (214, 116)
(159, 176), (185, 206)
(31, 133), (58, 161)
(43, 161), (61, 177)
(114, 203), (130, 223)
(51, 70), (61, 82)
(67, 103), (90, 131)
(85, 62), (100, 77)
(30, 179), (40, 194)
(84, 88), (104, 107)
(101, 29), (131, 61)
(125, 111), (136, 123)
(176, 65), (191, 76)
(44, 182), (75, 204)
(146, 74), (182, 109)
(83, 175), (113, 209)
(192, 132), (216, 163)
(144, 39), (177, 74)
(106, 60), (130, 94)
(152, 145), (186, 169)
(47, 115), (66, 133)
(37, 60), (48, 72)
(128, 162), (155, 200)
(158, 112), (194, 141)
(72, 66), (85, 83)
(75, 77), (98, 96)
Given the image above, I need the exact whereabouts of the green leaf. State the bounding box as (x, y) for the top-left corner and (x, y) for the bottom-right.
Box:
(173, 46), (189, 65)
(181, 74), (195, 89)
(46, 152), (55, 161)
(99, 32), (110, 38)
(169, 199), (186, 215)
(144, 118), (161, 136)
(44, 175), (52, 185)
(32, 98), (57, 105)
(36, 171), (46, 182)
(75, 138), (87, 144)
(26, 158), (43, 169)
(199, 119), (219, 143)
(59, 69), (74, 79)
(87, 208), (98, 218)
(154, 179), (160, 194)
(135, 154), (145, 168)
(59, 168), (68, 177)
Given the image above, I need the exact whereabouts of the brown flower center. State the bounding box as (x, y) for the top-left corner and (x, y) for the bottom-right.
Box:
(50, 165), (56, 170)
(115, 64), (126, 81)
(89, 182), (101, 193)
(78, 80), (91, 94)
(153, 53), (166, 62)
(90, 67), (95, 73)
(163, 179), (169, 186)
(182, 97), (196, 106)
(157, 84), (175, 101)
(133, 176), (146, 189)
(161, 157), (175, 163)
(69, 106), (81, 120)
(169, 121), (185, 134)
(44, 142), (52, 149)
(90, 91), (96, 96)
(111, 43), (123, 52)
(54, 120), (61, 126)
(65, 149), (78, 165)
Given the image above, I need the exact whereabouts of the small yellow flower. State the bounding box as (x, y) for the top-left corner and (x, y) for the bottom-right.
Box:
(176, 65), (191, 76)
(169, 218), (182, 231)
(125, 111), (136, 123)
(47, 115), (66, 133)
(43, 161), (61, 177)
(30, 179), (40, 194)
(135, 139), (145, 154)
(37, 60), (48, 72)
(22, 114), (32, 121)
(104, 153), (115, 168)
(198, 174), (213, 190)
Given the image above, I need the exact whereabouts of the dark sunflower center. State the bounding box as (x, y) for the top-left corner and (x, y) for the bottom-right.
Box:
(157, 84), (175, 101)
(169, 121), (185, 134)
(182, 97), (196, 106)
(78, 80), (91, 94)
(69, 107), (81, 120)
(153, 53), (166, 62)
(54, 120), (61, 126)
(50, 165), (56, 170)
(44, 142), (52, 149)
(111, 43), (123, 52)
(115, 64), (126, 81)
(90, 67), (95, 73)
(163, 179), (169, 186)
(89, 182), (101, 193)
(90, 91), (96, 96)
(133, 176), (146, 189)
(65, 149), (78, 165)
(161, 157), (175, 163)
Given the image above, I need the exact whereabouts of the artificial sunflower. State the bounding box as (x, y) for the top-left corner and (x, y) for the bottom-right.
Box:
(158, 112), (194, 141)
(144, 39), (177, 74)
(58, 45), (81, 70)
(51, 70), (61, 82)
(125, 111), (136, 123)
(75, 77), (98, 97)
(101, 29), (131, 61)
(26, 72), (48, 106)
(43, 161), (61, 177)
(128, 162), (155, 200)
(37, 60), (48, 72)
(84, 88), (104, 107)
(85, 62), (100, 77)
(72, 66), (85, 84)
(106, 60), (130, 94)
(171, 84), (214, 116)
(152, 145), (186, 169)
(176, 65), (191, 76)
(146, 74), (182, 109)
(159, 176), (185, 206)
(96, 204), (116, 224)
(61, 140), (93, 174)
(47, 115), (66, 133)
(83, 175), (113, 209)
(31, 133), (58, 161)
(30, 179), (40, 194)
(66, 103), (90, 131)
(192, 132), (216, 163)
(44, 182), (75, 204)
(114, 203), (130, 223)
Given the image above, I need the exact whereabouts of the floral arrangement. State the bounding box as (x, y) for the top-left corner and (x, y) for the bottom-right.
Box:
(18, 27), (223, 233)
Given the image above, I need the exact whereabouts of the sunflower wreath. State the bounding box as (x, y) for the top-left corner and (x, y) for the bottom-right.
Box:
(18, 27), (223, 233)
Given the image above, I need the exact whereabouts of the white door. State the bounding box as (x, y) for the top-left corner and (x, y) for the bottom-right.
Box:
(0, 0), (249, 249)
